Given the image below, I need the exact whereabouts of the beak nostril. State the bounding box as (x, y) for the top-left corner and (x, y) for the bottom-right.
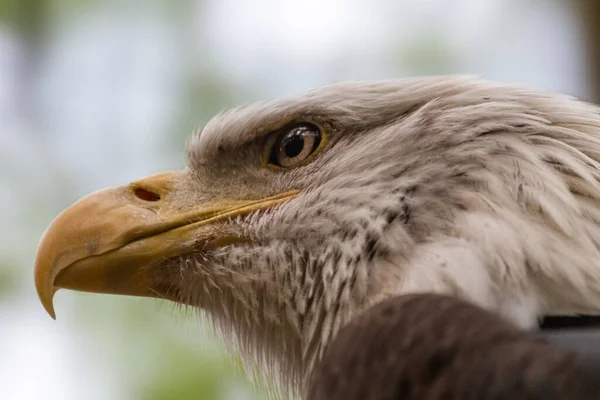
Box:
(134, 188), (161, 202)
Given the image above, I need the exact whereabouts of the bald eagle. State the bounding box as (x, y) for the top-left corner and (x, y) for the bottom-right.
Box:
(35, 76), (600, 397)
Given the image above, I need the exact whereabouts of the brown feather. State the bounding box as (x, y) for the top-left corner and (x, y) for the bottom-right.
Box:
(308, 294), (600, 400)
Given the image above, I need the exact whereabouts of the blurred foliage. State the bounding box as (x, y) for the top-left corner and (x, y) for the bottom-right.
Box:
(169, 69), (248, 154)
(0, 0), (199, 25)
(391, 33), (461, 76)
(0, 0), (18, 25)
(140, 342), (248, 400)
(0, 0), (46, 46)
(0, 260), (19, 299)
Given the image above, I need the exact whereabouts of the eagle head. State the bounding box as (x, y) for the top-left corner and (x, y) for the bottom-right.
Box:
(34, 76), (600, 396)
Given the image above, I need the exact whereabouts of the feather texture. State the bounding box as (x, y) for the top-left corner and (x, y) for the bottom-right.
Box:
(180, 76), (600, 396)
(309, 293), (600, 400)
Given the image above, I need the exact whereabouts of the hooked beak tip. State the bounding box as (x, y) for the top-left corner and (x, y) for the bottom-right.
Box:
(35, 266), (58, 320)
(39, 291), (58, 320)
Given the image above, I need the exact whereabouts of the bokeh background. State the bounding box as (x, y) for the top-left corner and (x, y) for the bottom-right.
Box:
(1, 0), (599, 399)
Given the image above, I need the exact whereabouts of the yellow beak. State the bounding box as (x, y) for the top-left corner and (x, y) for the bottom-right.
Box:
(34, 171), (298, 319)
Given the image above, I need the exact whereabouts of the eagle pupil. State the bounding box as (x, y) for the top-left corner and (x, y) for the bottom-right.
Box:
(268, 122), (322, 167)
(284, 134), (305, 158)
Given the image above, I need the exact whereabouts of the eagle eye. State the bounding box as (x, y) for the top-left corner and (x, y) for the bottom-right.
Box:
(268, 123), (324, 168)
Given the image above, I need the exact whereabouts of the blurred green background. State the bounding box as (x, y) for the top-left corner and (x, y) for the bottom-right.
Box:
(1, 1), (598, 399)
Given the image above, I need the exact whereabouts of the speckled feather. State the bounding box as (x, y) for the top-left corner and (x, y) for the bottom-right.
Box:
(163, 76), (600, 398)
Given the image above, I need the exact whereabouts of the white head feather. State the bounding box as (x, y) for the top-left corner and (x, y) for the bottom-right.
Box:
(173, 76), (600, 397)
